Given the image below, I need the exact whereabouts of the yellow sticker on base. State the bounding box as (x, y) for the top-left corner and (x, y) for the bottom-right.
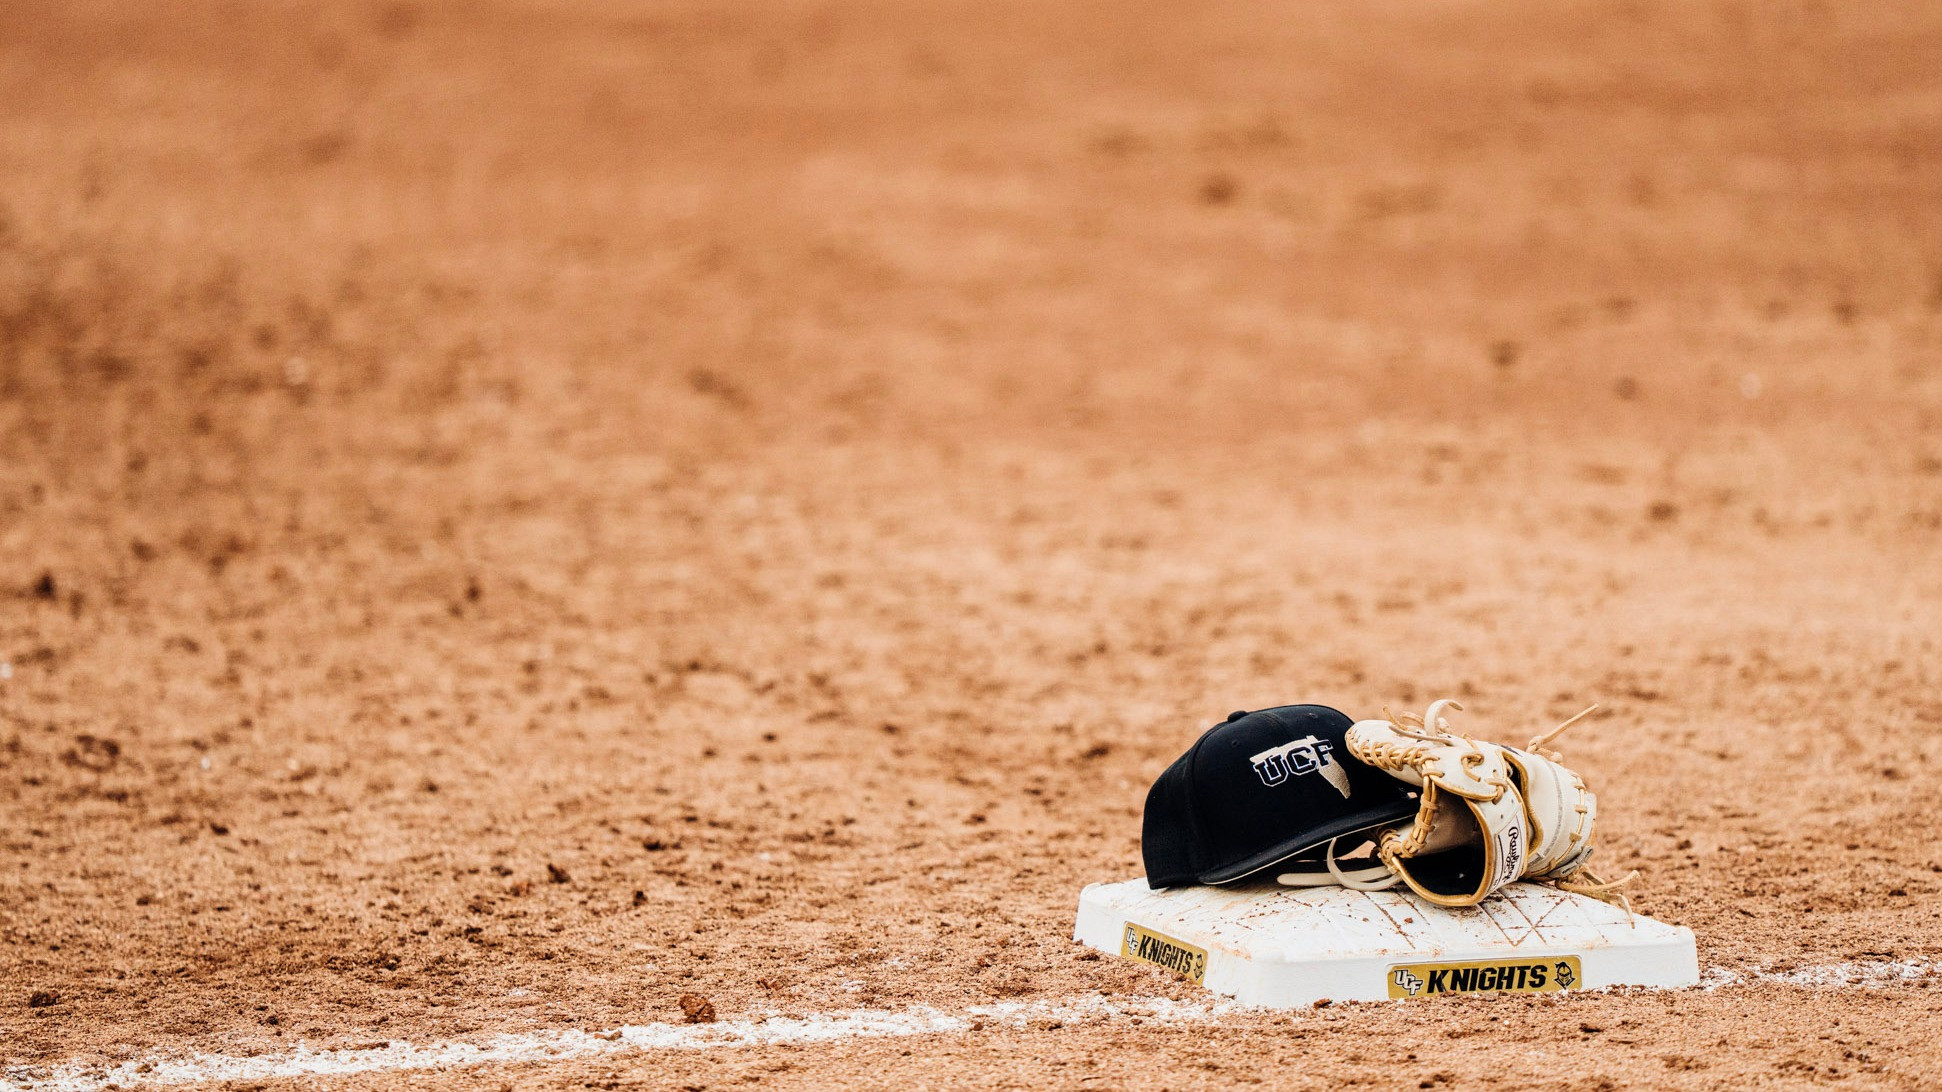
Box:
(1121, 922), (1208, 985)
(1387, 956), (1583, 999)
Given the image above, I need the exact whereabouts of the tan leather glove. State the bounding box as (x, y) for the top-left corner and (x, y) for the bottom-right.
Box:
(1341, 700), (1630, 907)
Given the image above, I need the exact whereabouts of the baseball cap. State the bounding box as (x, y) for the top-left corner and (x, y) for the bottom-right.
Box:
(1141, 704), (1418, 887)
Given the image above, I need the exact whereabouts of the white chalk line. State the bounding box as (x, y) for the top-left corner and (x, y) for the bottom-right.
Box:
(0, 995), (1239, 1092)
(1699, 956), (1942, 991)
(5, 958), (1938, 1092)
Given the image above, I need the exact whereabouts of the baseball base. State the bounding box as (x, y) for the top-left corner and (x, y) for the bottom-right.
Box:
(1073, 879), (1697, 1007)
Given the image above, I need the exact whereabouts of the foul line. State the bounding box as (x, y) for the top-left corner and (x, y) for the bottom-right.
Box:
(0, 995), (1238, 1092)
(1699, 957), (1942, 991)
(6, 958), (1939, 1092)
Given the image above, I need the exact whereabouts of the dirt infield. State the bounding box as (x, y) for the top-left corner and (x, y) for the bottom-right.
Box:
(4, 0), (1942, 1087)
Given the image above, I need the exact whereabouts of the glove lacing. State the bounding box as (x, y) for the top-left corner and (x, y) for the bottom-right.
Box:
(1521, 703), (1640, 911)
(1275, 837), (1399, 890)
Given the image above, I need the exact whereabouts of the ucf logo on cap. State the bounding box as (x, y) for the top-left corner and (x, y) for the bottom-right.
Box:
(1249, 735), (1352, 798)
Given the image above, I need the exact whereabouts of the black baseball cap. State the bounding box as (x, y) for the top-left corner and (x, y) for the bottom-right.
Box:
(1142, 705), (1417, 888)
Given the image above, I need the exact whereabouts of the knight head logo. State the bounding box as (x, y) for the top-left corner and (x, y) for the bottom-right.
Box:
(1249, 735), (1351, 798)
(1553, 961), (1578, 990)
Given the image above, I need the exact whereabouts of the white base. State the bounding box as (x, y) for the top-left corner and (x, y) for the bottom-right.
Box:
(1074, 879), (1697, 1007)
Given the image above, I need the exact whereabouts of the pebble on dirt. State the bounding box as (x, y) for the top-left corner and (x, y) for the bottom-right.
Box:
(679, 994), (717, 1024)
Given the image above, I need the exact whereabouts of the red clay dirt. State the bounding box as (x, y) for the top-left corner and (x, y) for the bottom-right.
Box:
(3, 0), (1942, 1087)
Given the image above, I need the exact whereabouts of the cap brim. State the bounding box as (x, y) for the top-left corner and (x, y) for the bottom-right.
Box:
(1196, 796), (1418, 886)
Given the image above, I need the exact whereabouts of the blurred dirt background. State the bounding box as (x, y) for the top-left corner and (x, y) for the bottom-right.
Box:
(3, 0), (1941, 1087)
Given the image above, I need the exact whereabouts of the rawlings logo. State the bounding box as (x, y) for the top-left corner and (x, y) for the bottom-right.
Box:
(1249, 736), (1351, 798)
(1494, 824), (1524, 890)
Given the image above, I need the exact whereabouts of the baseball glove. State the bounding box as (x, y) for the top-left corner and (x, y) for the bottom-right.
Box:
(1308, 699), (1632, 908)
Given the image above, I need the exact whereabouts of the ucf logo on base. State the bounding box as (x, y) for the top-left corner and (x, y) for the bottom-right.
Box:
(1387, 956), (1583, 999)
(1121, 923), (1208, 985)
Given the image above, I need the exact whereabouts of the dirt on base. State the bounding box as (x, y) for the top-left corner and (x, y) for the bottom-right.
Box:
(3, 0), (1941, 1087)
